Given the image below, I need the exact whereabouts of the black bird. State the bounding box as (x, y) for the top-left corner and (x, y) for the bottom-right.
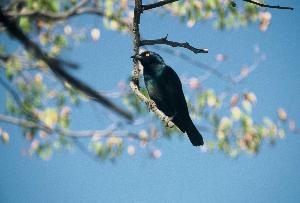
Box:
(132, 51), (204, 146)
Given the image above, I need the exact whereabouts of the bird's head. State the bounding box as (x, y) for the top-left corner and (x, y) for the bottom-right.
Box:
(131, 51), (165, 66)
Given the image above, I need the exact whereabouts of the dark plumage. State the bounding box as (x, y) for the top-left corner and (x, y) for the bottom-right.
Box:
(132, 51), (204, 146)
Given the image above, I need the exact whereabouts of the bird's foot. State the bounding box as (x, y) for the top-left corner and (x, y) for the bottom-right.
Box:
(163, 116), (175, 128)
(164, 112), (177, 125)
(145, 99), (156, 111)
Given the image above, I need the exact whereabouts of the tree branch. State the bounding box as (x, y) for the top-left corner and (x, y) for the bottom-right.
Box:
(140, 35), (208, 54)
(130, 0), (175, 128)
(143, 0), (179, 11)
(0, 113), (117, 138)
(6, 0), (87, 19)
(132, 0), (143, 83)
(0, 9), (133, 121)
(129, 82), (174, 128)
(0, 114), (50, 132)
(0, 113), (150, 142)
(6, 2), (131, 29)
(0, 76), (23, 107)
(242, 0), (294, 10)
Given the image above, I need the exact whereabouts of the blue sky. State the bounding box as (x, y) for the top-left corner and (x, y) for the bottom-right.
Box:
(1, 1), (300, 202)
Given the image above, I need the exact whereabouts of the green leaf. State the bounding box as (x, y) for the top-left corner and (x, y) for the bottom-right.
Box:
(54, 35), (68, 48)
(5, 96), (17, 115)
(6, 57), (22, 79)
(19, 17), (31, 32)
(37, 144), (53, 160)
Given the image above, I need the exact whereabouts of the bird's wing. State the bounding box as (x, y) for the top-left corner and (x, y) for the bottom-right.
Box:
(160, 66), (189, 116)
(160, 66), (204, 146)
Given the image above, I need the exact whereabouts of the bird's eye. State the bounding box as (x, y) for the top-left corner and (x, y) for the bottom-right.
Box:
(145, 53), (150, 57)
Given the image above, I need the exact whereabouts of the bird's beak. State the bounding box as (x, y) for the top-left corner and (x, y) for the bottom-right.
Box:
(131, 54), (142, 61)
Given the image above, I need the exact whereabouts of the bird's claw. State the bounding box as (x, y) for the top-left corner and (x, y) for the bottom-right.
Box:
(164, 116), (175, 128)
(164, 112), (177, 127)
(164, 116), (171, 127)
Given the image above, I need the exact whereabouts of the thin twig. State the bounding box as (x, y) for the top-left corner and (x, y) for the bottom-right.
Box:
(242, 0), (294, 10)
(6, 0), (88, 20)
(0, 113), (114, 138)
(141, 35), (208, 54)
(143, 0), (179, 11)
(0, 114), (50, 132)
(0, 77), (23, 107)
(71, 137), (105, 163)
(0, 113), (153, 142)
(6, 3), (131, 29)
(0, 75), (51, 129)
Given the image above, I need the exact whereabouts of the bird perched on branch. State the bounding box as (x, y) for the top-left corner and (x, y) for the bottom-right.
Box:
(132, 51), (204, 146)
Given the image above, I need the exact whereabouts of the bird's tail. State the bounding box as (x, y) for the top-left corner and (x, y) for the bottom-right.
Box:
(185, 119), (204, 146)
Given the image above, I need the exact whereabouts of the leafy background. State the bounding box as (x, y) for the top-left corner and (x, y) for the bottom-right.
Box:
(0, 0), (300, 202)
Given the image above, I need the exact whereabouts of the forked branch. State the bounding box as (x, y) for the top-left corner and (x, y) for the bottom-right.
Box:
(141, 35), (208, 54)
